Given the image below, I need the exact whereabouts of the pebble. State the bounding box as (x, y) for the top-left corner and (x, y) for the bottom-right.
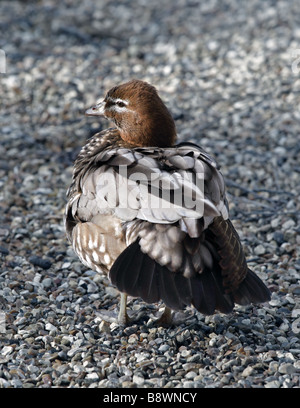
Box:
(45, 323), (57, 332)
(1, 346), (14, 356)
(29, 256), (52, 270)
(254, 244), (266, 256)
(241, 366), (254, 377)
(0, 0), (299, 390)
(278, 363), (297, 375)
(42, 278), (53, 289)
(265, 380), (281, 388)
(133, 374), (145, 385)
(85, 372), (99, 381)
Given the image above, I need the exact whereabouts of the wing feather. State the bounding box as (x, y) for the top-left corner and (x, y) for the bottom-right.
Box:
(79, 143), (228, 226)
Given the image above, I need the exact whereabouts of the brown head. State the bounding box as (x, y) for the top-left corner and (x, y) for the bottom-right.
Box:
(85, 79), (177, 147)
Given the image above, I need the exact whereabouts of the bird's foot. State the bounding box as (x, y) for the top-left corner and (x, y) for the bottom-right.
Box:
(154, 306), (174, 327)
(149, 308), (192, 328)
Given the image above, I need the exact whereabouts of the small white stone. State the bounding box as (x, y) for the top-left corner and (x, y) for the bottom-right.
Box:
(45, 322), (57, 332)
(254, 244), (265, 255)
(133, 374), (144, 385)
(282, 219), (296, 230)
(1, 346), (13, 356)
(42, 278), (52, 288)
(265, 380), (280, 388)
(86, 372), (99, 380)
(278, 363), (296, 375)
(241, 366), (254, 377)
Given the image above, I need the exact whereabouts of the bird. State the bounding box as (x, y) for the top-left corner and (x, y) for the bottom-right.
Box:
(65, 79), (271, 326)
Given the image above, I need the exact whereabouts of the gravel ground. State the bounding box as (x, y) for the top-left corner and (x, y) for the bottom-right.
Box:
(0, 0), (299, 389)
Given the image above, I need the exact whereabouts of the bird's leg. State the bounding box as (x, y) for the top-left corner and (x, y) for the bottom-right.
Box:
(118, 292), (129, 326)
(155, 306), (173, 327)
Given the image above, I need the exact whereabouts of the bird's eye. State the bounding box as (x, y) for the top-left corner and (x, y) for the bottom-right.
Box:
(116, 101), (126, 108)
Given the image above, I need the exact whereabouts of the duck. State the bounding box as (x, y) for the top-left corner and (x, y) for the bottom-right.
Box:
(65, 79), (271, 326)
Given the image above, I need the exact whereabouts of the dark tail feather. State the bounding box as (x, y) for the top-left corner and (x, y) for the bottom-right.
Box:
(109, 239), (142, 295)
(110, 241), (193, 310)
(190, 268), (234, 315)
(157, 265), (185, 310)
(110, 240), (270, 314)
(173, 273), (194, 307)
(110, 240), (234, 313)
(232, 268), (271, 306)
(207, 217), (271, 308)
(209, 269), (234, 314)
(136, 255), (159, 303)
(109, 241), (160, 303)
(191, 270), (216, 314)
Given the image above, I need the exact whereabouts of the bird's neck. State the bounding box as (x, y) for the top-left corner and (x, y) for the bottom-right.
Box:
(119, 118), (177, 148)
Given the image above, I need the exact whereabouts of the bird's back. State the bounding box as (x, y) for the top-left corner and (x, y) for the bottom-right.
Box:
(65, 128), (271, 315)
